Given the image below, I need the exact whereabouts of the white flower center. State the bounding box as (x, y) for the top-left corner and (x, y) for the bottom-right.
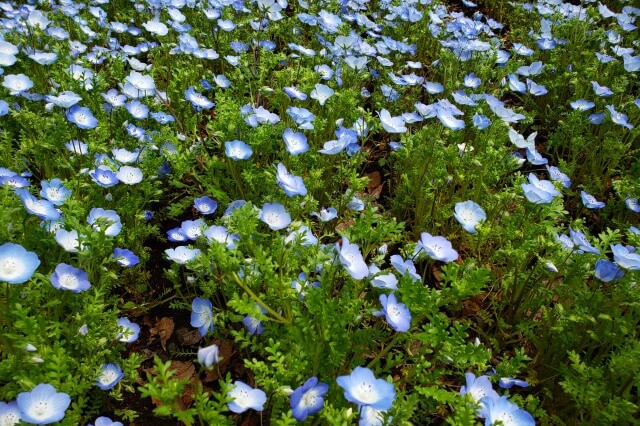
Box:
(59, 273), (79, 289)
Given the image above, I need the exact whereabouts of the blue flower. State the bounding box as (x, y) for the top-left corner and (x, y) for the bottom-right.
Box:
(115, 166), (143, 185)
(591, 81), (613, 97)
(521, 173), (560, 204)
(243, 304), (267, 335)
(460, 372), (499, 406)
(2, 74), (33, 95)
(498, 377), (529, 389)
(594, 259), (624, 282)
(415, 232), (458, 263)
(569, 228), (600, 255)
(0, 401), (21, 425)
(337, 236), (369, 280)
(227, 381), (266, 413)
(0, 243), (40, 284)
(626, 198), (640, 213)
(390, 254), (420, 282)
(197, 344), (219, 367)
(276, 163), (307, 197)
(185, 86), (215, 110)
(50, 263), (91, 293)
(66, 105), (98, 129)
(17, 189), (61, 220)
(282, 128), (309, 155)
(374, 293), (411, 332)
(480, 396), (535, 426)
(87, 208), (122, 237)
(611, 244), (640, 270)
(165, 246), (201, 264)
(113, 248), (139, 268)
(284, 86), (307, 100)
(546, 166), (571, 188)
(90, 416), (123, 426)
(125, 100), (149, 119)
(379, 109), (407, 133)
(290, 377), (329, 422)
(194, 196), (218, 215)
(191, 297), (214, 337)
(259, 203), (291, 231)
(336, 366), (396, 410)
(311, 207), (338, 222)
(90, 166), (120, 188)
(225, 140), (252, 160)
(580, 191), (605, 209)
(95, 363), (125, 390)
(17, 383), (70, 424)
(117, 317), (140, 343)
(40, 179), (71, 205)
(570, 99), (595, 111)
(454, 201), (486, 234)
(310, 83), (334, 106)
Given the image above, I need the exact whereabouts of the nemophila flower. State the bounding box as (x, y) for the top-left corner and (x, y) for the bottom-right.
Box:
(594, 259), (624, 282)
(87, 208), (122, 237)
(2, 74), (34, 95)
(167, 227), (188, 242)
(311, 207), (338, 222)
(360, 405), (391, 426)
(374, 293), (411, 332)
(525, 147), (548, 165)
(570, 99), (595, 111)
(114, 166), (142, 185)
(284, 86), (307, 100)
(125, 100), (149, 120)
(605, 105), (634, 129)
(460, 372), (499, 408)
(228, 381), (267, 413)
(282, 128), (309, 156)
(191, 297), (214, 337)
(46, 91), (81, 108)
(89, 166), (120, 188)
(276, 163), (307, 197)
(507, 74), (526, 93)
(117, 318), (140, 343)
(198, 344), (219, 367)
(204, 226), (239, 249)
(181, 219), (206, 240)
(125, 71), (155, 92)
(243, 311), (265, 335)
(611, 244), (640, 270)
(0, 243), (40, 284)
(16, 383), (70, 425)
(287, 106), (315, 129)
(113, 248), (139, 268)
(259, 203), (291, 230)
(66, 139), (88, 155)
(50, 263), (91, 293)
(480, 396), (535, 426)
(588, 113), (605, 125)
(310, 83), (334, 106)
(379, 109), (407, 133)
(193, 196), (217, 215)
(66, 105), (98, 129)
(96, 363), (124, 390)
(225, 140), (252, 160)
(390, 254), (420, 282)
(569, 228), (600, 255)
(101, 89), (126, 108)
(17, 190), (61, 221)
(151, 111), (175, 124)
(40, 179), (71, 206)
(415, 232), (458, 263)
(55, 229), (83, 252)
(473, 113), (491, 129)
(0, 401), (21, 425)
(580, 191), (605, 209)
(142, 19), (168, 36)
(336, 366), (396, 411)
(423, 81), (444, 94)
(626, 198), (640, 213)
(185, 86), (215, 110)
(591, 81), (613, 97)
(89, 416), (123, 426)
(623, 54), (640, 72)
(290, 377), (329, 422)
(546, 165), (571, 188)
(464, 73), (481, 88)
(165, 246), (201, 264)
(498, 378), (529, 389)
(454, 201), (486, 234)
(285, 226), (318, 246)
(337, 236), (369, 280)
(111, 148), (139, 164)
(521, 173), (560, 204)
(0, 175), (30, 189)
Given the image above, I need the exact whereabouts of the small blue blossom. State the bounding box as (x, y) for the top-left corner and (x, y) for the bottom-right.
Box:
(336, 366), (396, 410)
(290, 377), (329, 422)
(95, 363), (125, 390)
(190, 297), (214, 337)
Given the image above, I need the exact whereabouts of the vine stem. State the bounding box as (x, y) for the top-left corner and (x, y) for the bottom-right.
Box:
(366, 332), (405, 369)
(230, 272), (290, 325)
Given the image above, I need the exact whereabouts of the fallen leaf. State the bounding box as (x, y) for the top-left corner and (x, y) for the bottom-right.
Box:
(150, 317), (174, 350)
(175, 327), (202, 346)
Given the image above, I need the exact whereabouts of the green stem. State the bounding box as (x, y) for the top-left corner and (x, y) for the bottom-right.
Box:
(366, 333), (405, 369)
(230, 272), (290, 324)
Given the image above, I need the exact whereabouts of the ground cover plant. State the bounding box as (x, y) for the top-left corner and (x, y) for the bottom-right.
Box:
(0, 0), (638, 424)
